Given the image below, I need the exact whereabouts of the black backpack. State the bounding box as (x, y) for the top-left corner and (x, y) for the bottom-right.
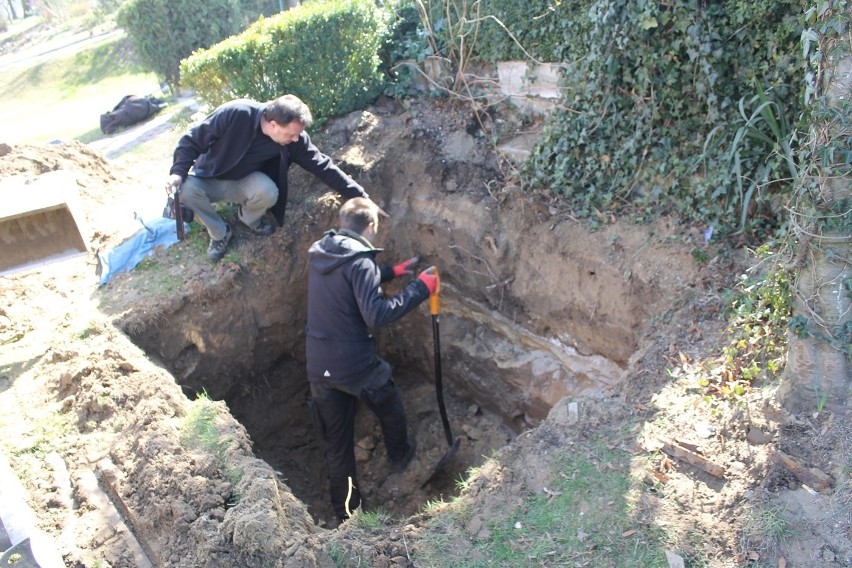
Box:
(99, 95), (165, 135)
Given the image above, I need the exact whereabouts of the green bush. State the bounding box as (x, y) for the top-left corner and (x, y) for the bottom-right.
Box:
(371, 0), (431, 97)
(117, 0), (244, 89)
(180, 0), (390, 126)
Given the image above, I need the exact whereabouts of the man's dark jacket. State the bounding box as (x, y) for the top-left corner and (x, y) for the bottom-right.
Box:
(306, 230), (430, 384)
(169, 99), (366, 225)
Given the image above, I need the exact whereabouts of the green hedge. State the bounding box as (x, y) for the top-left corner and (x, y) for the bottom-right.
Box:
(180, 0), (390, 126)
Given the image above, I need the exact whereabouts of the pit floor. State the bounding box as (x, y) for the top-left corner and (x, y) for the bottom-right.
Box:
(226, 358), (516, 527)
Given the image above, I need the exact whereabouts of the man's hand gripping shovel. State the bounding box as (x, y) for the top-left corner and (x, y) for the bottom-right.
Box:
(164, 175), (187, 241)
(421, 267), (460, 488)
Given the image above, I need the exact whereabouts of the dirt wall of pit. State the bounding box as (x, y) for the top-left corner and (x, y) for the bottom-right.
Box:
(118, 101), (701, 430)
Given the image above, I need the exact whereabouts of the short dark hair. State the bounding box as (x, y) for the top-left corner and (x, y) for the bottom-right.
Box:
(339, 197), (378, 234)
(263, 94), (314, 127)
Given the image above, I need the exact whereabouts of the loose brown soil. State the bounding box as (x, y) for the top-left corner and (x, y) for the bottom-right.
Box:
(2, 96), (851, 568)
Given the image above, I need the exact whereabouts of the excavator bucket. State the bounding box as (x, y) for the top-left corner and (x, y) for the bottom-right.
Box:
(0, 170), (88, 275)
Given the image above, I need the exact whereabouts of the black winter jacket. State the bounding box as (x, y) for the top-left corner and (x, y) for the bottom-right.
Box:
(169, 99), (366, 225)
(306, 229), (430, 384)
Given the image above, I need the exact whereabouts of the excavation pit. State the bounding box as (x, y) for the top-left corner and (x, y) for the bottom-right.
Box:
(0, 100), (701, 565)
(131, 273), (630, 529)
(113, 102), (698, 533)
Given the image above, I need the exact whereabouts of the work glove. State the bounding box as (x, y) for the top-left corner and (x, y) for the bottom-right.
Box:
(392, 256), (420, 277)
(417, 266), (439, 295)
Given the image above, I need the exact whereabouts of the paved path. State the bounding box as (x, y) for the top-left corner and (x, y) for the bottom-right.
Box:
(0, 28), (123, 71)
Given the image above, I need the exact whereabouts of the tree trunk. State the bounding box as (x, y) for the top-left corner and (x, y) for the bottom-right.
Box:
(782, 232), (852, 414)
(780, 32), (852, 415)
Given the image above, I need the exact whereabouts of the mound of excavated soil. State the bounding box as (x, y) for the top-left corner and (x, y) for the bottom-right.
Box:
(1, 98), (849, 568)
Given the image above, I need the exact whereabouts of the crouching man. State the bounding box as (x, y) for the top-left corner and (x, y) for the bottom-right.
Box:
(165, 94), (380, 261)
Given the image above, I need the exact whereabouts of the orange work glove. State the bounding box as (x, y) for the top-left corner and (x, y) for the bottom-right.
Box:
(417, 266), (439, 295)
(392, 256), (420, 277)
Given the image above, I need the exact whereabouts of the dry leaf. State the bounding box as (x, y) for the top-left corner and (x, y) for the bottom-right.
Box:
(778, 557), (787, 568)
(621, 529), (637, 537)
(542, 486), (563, 502)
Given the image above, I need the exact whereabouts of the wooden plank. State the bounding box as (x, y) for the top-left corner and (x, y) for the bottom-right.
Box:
(772, 450), (834, 492)
(660, 438), (726, 479)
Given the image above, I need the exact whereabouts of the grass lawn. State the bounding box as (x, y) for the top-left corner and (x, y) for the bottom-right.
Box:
(0, 28), (163, 145)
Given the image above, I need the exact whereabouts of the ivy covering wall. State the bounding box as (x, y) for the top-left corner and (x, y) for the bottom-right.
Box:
(421, 0), (596, 63)
(422, 0), (809, 237)
(528, 0), (807, 236)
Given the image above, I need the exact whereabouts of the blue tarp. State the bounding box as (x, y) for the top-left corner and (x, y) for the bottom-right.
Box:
(97, 216), (190, 285)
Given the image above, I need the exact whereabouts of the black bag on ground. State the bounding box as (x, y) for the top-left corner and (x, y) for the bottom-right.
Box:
(99, 95), (165, 135)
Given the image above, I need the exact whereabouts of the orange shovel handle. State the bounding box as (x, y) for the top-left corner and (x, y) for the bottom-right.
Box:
(428, 268), (440, 315)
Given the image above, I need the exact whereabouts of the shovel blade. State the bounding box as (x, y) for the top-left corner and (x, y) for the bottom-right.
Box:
(420, 438), (460, 488)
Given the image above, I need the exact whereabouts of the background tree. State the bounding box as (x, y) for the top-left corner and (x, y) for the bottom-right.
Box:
(117, 0), (244, 90)
(1, 0), (24, 22)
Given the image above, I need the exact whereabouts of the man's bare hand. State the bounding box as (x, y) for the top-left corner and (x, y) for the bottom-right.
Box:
(165, 174), (182, 195)
(366, 196), (389, 218)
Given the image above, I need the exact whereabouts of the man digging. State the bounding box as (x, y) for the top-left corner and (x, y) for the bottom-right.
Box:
(305, 197), (438, 523)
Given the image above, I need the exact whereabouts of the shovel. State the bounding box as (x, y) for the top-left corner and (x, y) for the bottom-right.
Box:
(421, 268), (460, 488)
(174, 188), (186, 241)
